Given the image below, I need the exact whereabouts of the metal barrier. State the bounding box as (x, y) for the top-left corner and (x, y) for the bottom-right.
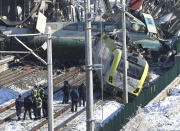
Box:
(99, 62), (180, 131)
(177, 41), (180, 53)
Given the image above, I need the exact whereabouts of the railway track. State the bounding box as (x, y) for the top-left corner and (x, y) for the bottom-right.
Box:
(54, 99), (101, 131)
(0, 68), (82, 125)
(0, 67), (23, 80)
(30, 74), (86, 131)
(0, 66), (43, 113)
(0, 67), (38, 87)
(30, 78), (102, 131)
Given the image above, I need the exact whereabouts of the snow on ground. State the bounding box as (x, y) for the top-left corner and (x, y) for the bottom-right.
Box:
(0, 79), (47, 110)
(0, 70), (47, 108)
(95, 101), (124, 127)
(0, 72), (83, 131)
(0, 82), (65, 131)
(122, 83), (180, 131)
(61, 100), (123, 131)
(2, 66), (175, 131)
(76, 101), (123, 131)
(0, 87), (19, 105)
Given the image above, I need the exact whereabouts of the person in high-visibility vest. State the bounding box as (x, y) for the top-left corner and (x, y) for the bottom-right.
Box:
(31, 86), (38, 97)
(38, 85), (44, 99)
(36, 95), (42, 119)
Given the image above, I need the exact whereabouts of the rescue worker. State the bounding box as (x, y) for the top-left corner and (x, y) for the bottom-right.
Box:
(62, 81), (70, 104)
(42, 95), (48, 118)
(32, 96), (37, 120)
(23, 97), (32, 120)
(15, 95), (23, 121)
(36, 95), (42, 119)
(70, 88), (79, 112)
(78, 83), (86, 107)
(38, 85), (44, 99)
(31, 86), (38, 98)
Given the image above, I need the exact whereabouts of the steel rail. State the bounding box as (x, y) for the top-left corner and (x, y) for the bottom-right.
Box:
(0, 68), (80, 114)
(30, 74), (85, 131)
(0, 67), (37, 87)
(0, 67), (23, 80)
(54, 99), (101, 131)
(0, 68), (82, 125)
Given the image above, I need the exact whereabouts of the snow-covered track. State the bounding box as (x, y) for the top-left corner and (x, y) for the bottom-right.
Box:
(0, 68), (82, 125)
(0, 67), (38, 87)
(30, 74), (85, 131)
(0, 67), (23, 80)
(54, 99), (101, 131)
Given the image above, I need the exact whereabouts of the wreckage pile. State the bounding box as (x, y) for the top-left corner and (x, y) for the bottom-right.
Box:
(100, 0), (180, 72)
(0, 0), (179, 84)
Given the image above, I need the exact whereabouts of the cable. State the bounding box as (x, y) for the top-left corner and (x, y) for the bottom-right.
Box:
(8, 43), (44, 68)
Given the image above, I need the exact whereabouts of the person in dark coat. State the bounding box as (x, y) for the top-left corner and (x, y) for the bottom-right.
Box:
(42, 95), (48, 118)
(62, 81), (70, 104)
(15, 95), (23, 121)
(32, 96), (37, 120)
(70, 88), (79, 112)
(23, 97), (32, 120)
(78, 83), (86, 107)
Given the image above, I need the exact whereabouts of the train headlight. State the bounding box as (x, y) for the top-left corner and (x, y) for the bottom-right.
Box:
(132, 23), (141, 32)
(109, 76), (113, 83)
(133, 88), (140, 93)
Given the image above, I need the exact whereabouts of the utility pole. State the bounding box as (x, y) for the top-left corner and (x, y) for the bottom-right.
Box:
(85, 0), (94, 130)
(122, 0), (128, 104)
(47, 27), (54, 131)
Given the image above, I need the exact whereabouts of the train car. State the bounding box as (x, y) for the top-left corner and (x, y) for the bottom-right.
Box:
(93, 33), (149, 96)
(2, 21), (121, 61)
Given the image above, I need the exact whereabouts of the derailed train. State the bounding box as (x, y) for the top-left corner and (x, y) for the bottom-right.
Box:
(0, 0), (178, 61)
(93, 33), (149, 96)
(0, 0), (179, 97)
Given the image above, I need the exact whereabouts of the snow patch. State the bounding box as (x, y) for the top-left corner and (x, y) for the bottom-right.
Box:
(0, 88), (20, 105)
(4, 123), (24, 131)
(122, 84), (180, 130)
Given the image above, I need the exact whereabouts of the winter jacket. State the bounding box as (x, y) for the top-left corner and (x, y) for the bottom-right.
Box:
(31, 88), (38, 97)
(63, 84), (70, 95)
(38, 87), (44, 98)
(32, 96), (37, 108)
(71, 89), (79, 102)
(79, 84), (86, 98)
(15, 98), (23, 109)
(42, 95), (48, 108)
(36, 97), (42, 109)
(24, 97), (32, 109)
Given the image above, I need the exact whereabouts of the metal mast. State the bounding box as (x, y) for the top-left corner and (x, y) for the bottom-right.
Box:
(122, 0), (128, 104)
(47, 27), (54, 131)
(85, 0), (94, 130)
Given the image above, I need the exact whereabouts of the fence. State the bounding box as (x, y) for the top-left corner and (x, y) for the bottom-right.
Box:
(99, 61), (180, 131)
(177, 41), (180, 54)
